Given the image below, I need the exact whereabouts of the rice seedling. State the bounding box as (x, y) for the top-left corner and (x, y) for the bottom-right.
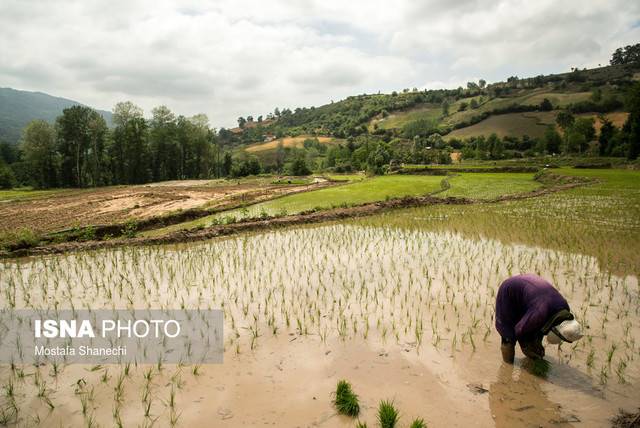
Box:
(530, 359), (551, 378)
(113, 405), (123, 428)
(0, 407), (16, 425)
(409, 418), (428, 428)
(377, 400), (399, 428)
(333, 380), (360, 417)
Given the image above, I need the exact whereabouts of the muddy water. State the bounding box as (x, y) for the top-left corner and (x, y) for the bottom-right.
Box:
(0, 211), (638, 427)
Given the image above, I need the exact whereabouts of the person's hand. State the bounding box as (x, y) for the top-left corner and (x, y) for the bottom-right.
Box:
(520, 338), (545, 359)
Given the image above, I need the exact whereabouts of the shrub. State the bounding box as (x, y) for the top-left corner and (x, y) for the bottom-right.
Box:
(0, 161), (16, 189)
(121, 220), (138, 238)
(334, 380), (360, 417)
(222, 215), (237, 225)
(377, 400), (399, 428)
(0, 228), (41, 251)
(80, 226), (96, 241)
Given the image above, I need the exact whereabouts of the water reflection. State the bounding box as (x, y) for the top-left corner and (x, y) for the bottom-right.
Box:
(352, 202), (640, 277)
(489, 362), (580, 427)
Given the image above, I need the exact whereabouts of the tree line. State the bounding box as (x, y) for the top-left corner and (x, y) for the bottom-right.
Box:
(0, 102), (236, 189)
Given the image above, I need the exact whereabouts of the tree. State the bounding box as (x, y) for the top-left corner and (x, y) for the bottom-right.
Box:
(441, 100), (449, 116)
(55, 106), (108, 187)
(0, 141), (19, 165)
(555, 110), (575, 132)
(573, 117), (596, 143)
(0, 160), (15, 189)
(186, 114), (212, 178)
(474, 136), (489, 160)
(555, 110), (575, 153)
(289, 155), (311, 176)
(598, 117), (616, 156)
(149, 106), (178, 181)
(85, 112), (109, 186)
(222, 152), (233, 176)
(543, 125), (562, 154)
(539, 98), (553, 111)
(21, 120), (58, 188)
(610, 43), (640, 65)
(275, 141), (285, 172)
(113, 101), (143, 128)
(237, 117), (246, 128)
(56, 106), (92, 187)
(488, 133), (504, 159)
(402, 119), (435, 139)
(623, 82), (640, 160)
(479, 79), (486, 89)
(367, 144), (391, 174)
(566, 130), (586, 154)
(110, 102), (149, 184)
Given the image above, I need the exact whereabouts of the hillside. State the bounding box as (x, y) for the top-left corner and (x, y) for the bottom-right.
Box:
(228, 62), (640, 147)
(0, 87), (113, 143)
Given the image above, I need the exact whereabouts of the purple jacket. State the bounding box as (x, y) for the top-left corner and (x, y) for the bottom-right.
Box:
(495, 274), (570, 342)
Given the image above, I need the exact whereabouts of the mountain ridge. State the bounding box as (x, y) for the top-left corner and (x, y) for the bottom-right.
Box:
(0, 87), (113, 144)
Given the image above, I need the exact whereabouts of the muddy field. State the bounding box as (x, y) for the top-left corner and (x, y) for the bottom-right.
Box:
(0, 179), (329, 235)
(1, 216), (638, 427)
(0, 168), (637, 427)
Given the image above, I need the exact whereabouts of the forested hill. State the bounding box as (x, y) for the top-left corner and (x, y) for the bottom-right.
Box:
(224, 61), (640, 145)
(0, 87), (113, 143)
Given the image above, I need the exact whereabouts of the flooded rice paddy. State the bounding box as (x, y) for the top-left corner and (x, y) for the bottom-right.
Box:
(0, 170), (638, 427)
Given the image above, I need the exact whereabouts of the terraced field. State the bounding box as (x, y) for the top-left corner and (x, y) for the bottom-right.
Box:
(445, 111), (629, 140)
(371, 89), (595, 133)
(245, 135), (341, 152)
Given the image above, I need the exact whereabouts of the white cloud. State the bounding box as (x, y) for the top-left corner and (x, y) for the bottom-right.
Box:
(0, 0), (638, 128)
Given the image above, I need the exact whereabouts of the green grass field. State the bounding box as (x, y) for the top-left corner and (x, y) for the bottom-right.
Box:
(0, 188), (69, 202)
(325, 173), (366, 182)
(444, 111), (556, 140)
(372, 104), (442, 130)
(440, 172), (541, 198)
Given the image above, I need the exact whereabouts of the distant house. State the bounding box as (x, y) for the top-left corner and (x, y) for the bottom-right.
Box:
(264, 133), (276, 143)
(450, 151), (462, 163)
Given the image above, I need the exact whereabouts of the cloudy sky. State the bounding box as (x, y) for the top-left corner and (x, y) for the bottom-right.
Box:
(1, 0), (638, 128)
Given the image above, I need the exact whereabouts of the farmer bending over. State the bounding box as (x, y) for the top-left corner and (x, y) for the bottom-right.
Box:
(495, 274), (583, 363)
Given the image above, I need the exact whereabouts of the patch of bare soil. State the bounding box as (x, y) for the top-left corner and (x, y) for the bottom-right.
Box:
(0, 180), (331, 235)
